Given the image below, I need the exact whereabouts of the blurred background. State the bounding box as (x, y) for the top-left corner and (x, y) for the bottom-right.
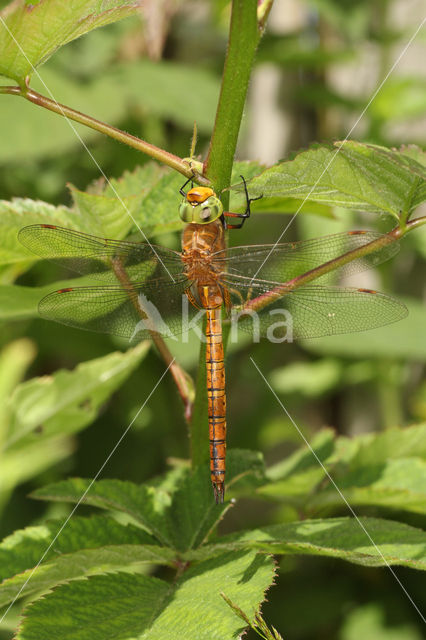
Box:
(0, 0), (425, 638)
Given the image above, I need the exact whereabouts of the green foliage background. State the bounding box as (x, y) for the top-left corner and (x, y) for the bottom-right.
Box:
(0, 1), (425, 638)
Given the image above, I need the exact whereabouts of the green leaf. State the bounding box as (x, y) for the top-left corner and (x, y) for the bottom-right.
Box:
(242, 141), (426, 219)
(5, 342), (149, 447)
(0, 515), (170, 607)
(67, 163), (169, 240)
(193, 517), (426, 570)
(0, 436), (73, 498)
(307, 424), (426, 516)
(0, 199), (79, 268)
(16, 572), (169, 640)
(1, 543), (175, 611)
(0, 515), (155, 582)
(368, 77), (426, 121)
(0, 0), (142, 84)
(0, 339), (36, 429)
(32, 469), (231, 551)
(341, 603), (424, 640)
(269, 358), (343, 397)
(260, 424), (426, 516)
(16, 551), (274, 640)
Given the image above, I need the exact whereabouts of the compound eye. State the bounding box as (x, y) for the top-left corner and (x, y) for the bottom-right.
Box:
(200, 207), (212, 221)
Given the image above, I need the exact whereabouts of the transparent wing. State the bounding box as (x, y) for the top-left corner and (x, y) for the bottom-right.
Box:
(213, 231), (399, 284)
(19, 224), (184, 284)
(221, 274), (407, 340)
(38, 276), (203, 342)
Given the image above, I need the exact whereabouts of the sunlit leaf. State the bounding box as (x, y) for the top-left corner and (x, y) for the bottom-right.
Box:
(16, 551), (274, 640)
(241, 141), (426, 219)
(0, 0), (142, 84)
(191, 517), (426, 570)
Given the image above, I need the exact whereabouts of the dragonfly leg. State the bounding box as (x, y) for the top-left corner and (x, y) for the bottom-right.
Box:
(179, 177), (194, 197)
(223, 175), (263, 230)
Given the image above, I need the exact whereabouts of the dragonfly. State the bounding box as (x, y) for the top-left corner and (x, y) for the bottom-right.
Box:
(19, 181), (407, 502)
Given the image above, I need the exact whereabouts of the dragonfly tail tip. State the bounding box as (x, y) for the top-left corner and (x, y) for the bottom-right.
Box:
(213, 482), (225, 504)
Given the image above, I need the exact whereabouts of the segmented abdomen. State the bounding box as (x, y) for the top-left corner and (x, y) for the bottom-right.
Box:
(205, 307), (226, 503)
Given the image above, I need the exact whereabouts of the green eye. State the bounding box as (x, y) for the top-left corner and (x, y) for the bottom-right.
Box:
(179, 196), (223, 224)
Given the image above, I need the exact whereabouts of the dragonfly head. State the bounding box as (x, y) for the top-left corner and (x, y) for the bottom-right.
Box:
(179, 186), (223, 224)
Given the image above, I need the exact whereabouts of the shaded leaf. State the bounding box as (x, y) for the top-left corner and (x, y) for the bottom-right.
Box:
(5, 342), (149, 447)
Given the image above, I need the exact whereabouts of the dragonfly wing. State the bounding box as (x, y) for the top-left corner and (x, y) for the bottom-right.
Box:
(213, 231), (399, 284)
(19, 224), (184, 283)
(220, 275), (408, 340)
(38, 276), (201, 342)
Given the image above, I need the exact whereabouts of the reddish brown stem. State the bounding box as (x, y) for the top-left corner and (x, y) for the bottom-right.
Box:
(0, 84), (208, 182)
(242, 222), (422, 314)
(111, 258), (194, 421)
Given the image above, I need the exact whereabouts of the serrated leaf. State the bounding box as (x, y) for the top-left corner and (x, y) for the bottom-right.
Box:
(16, 551), (275, 640)
(31, 450), (263, 553)
(2, 168), (181, 270)
(0, 515), (155, 581)
(0, 515), (169, 607)
(5, 342), (149, 447)
(0, 0), (142, 84)
(191, 517), (426, 571)
(1, 543), (175, 611)
(31, 464), (232, 552)
(16, 572), (169, 640)
(3, 161), (266, 270)
(242, 141), (426, 219)
(0, 199), (81, 267)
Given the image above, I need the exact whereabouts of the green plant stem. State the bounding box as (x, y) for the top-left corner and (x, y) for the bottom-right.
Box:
(0, 84), (205, 181)
(204, 0), (261, 200)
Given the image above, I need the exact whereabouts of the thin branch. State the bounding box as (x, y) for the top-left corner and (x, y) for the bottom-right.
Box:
(0, 84), (208, 182)
(240, 221), (425, 314)
(111, 257), (194, 421)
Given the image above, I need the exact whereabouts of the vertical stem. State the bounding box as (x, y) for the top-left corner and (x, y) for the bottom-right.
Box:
(204, 0), (261, 200)
(191, 1), (266, 471)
